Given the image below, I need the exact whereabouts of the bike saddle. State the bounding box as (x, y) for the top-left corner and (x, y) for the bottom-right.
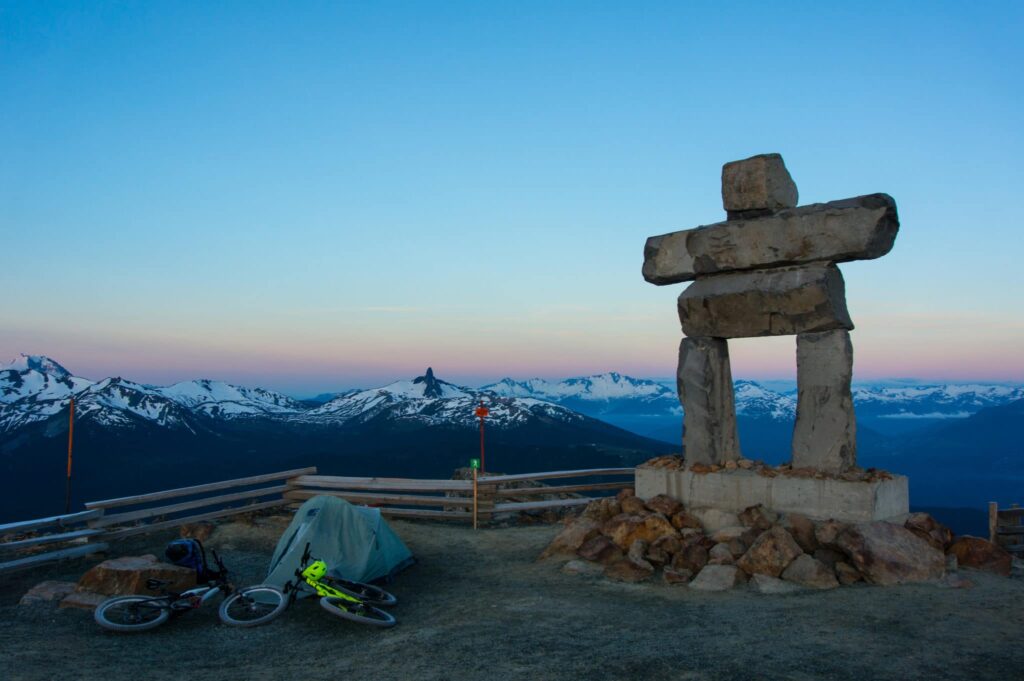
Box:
(146, 578), (171, 591)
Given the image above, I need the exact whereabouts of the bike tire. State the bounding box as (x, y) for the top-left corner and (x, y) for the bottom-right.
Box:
(319, 596), (396, 628)
(218, 585), (288, 627)
(94, 596), (170, 632)
(321, 578), (397, 607)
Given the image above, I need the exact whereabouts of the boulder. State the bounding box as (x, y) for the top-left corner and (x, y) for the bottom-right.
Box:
(77, 555), (195, 596)
(649, 535), (683, 565)
(540, 518), (602, 559)
(781, 555), (839, 589)
(671, 510), (703, 530)
(791, 330), (856, 474)
(603, 555), (655, 583)
(695, 508), (742, 533)
(783, 513), (819, 554)
(644, 494), (683, 517)
(834, 522), (945, 585)
(663, 567), (693, 585)
(750, 574), (805, 595)
(616, 488), (635, 501)
(627, 539), (649, 563)
(678, 336), (741, 465)
(581, 497), (622, 523)
(620, 495), (649, 515)
(815, 519), (848, 549)
(721, 153), (799, 215)
(672, 543), (709, 574)
(677, 263), (853, 339)
(562, 560), (603, 576)
(643, 193), (898, 285)
(710, 526), (749, 543)
(738, 504), (777, 531)
(904, 513), (954, 552)
(813, 548), (846, 570)
(20, 581), (77, 605)
(577, 535), (623, 565)
(60, 591), (106, 611)
(708, 543), (735, 565)
(834, 561), (863, 585)
(737, 527), (803, 577)
(725, 538), (748, 559)
(946, 536), (1012, 576)
(603, 513), (678, 550)
(689, 565), (743, 592)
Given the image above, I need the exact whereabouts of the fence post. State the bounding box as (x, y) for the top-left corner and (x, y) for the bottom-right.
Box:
(989, 501), (998, 543)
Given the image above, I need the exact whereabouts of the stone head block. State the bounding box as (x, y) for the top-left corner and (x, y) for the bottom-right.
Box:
(722, 153), (798, 216)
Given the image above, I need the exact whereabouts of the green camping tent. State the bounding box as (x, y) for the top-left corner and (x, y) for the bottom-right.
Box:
(265, 495), (414, 591)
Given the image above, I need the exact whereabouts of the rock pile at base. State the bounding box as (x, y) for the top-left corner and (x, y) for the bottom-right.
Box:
(541, 490), (1008, 592)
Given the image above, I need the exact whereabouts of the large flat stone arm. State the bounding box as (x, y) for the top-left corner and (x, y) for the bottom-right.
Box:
(643, 193), (899, 285)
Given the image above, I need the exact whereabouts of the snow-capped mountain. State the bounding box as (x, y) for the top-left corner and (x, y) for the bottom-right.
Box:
(0, 354), (302, 433)
(733, 380), (795, 420)
(482, 372), (680, 417)
(300, 368), (588, 429)
(852, 384), (1024, 420)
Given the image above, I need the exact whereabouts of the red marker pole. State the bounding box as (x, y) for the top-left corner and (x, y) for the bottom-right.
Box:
(65, 397), (75, 514)
(474, 400), (489, 475)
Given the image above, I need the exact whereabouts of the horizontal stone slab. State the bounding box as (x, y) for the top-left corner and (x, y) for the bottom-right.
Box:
(634, 467), (909, 523)
(643, 193), (899, 285)
(677, 263), (853, 338)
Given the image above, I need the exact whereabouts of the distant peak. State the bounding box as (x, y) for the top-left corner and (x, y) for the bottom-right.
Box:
(413, 367), (444, 398)
(3, 354), (72, 378)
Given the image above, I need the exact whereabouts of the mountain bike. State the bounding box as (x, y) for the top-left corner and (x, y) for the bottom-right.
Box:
(276, 542), (398, 627)
(94, 549), (286, 632)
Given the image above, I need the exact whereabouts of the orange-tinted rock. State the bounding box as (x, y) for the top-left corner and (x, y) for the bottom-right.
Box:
(603, 513), (678, 550)
(77, 555), (195, 596)
(20, 581), (77, 605)
(577, 535), (622, 564)
(540, 518), (603, 559)
(645, 494), (683, 517)
(835, 522), (945, 585)
(179, 521), (215, 542)
(835, 561), (862, 585)
(581, 498), (622, 523)
(946, 536), (1012, 576)
(671, 510), (703, 530)
(904, 513), (954, 552)
(815, 519), (848, 549)
(603, 555), (655, 583)
(784, 513), (819, 554)
(59, 591), (106, 611)
(736, 527), (803, 577)
(620, 495), (649, 515)
(663, 567), (693, 585)
(738, 504), (777, 531)
(672, 543), (709, 573)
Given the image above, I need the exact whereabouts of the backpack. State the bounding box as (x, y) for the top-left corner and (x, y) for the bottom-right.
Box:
(165, 538), (214, 581)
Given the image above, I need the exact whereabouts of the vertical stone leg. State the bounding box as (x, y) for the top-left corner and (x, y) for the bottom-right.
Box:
(792, 329), (857, 473)
(678, 337), (741, 466)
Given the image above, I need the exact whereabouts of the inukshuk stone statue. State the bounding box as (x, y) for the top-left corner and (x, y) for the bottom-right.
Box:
(643, 154), (899, 475)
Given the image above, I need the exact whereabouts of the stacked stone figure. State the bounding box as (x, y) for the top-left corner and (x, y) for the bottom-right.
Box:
(643, 154), (899, 474)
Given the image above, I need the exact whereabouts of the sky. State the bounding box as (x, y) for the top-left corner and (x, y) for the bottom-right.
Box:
(1, 1), (1022, 396)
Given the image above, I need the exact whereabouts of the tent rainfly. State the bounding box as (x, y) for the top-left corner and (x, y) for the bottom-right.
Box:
(265, 495), (414, 591)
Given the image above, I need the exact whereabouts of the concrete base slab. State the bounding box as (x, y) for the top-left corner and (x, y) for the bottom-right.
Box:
(635, 467), (908, 523)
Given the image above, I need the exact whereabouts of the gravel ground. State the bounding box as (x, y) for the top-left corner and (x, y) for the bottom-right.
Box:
(1, 516), (1023, 681)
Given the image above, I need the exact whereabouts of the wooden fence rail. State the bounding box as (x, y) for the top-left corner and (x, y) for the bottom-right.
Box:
(0, 465), (635, 575)
(989, 501), (1024, 556)
(0, 467), (316, 574)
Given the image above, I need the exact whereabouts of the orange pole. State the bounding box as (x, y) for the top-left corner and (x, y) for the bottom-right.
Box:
(64, 397), (75, 514)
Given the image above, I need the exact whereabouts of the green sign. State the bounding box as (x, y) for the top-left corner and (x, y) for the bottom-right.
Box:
(470, 458), (480, 469)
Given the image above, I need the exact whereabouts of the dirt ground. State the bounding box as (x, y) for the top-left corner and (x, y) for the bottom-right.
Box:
(1, 516), (1023, 681)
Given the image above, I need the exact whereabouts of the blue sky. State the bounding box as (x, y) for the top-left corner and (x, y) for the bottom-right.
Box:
(1, 1), (1022, 395)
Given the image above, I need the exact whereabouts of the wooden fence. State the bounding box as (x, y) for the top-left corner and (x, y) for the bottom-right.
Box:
(287, 467), (635, 521)
(989, 502), (1024, 556)
(0, 467), (314, 574)
(0, 465), (635, 575)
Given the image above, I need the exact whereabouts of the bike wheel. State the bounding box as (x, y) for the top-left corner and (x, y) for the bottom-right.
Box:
(319, 596), (396, 628)
(321, 577), (397, 607)
(218, 585), (287, 627)
(94, 596), (170, 632)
